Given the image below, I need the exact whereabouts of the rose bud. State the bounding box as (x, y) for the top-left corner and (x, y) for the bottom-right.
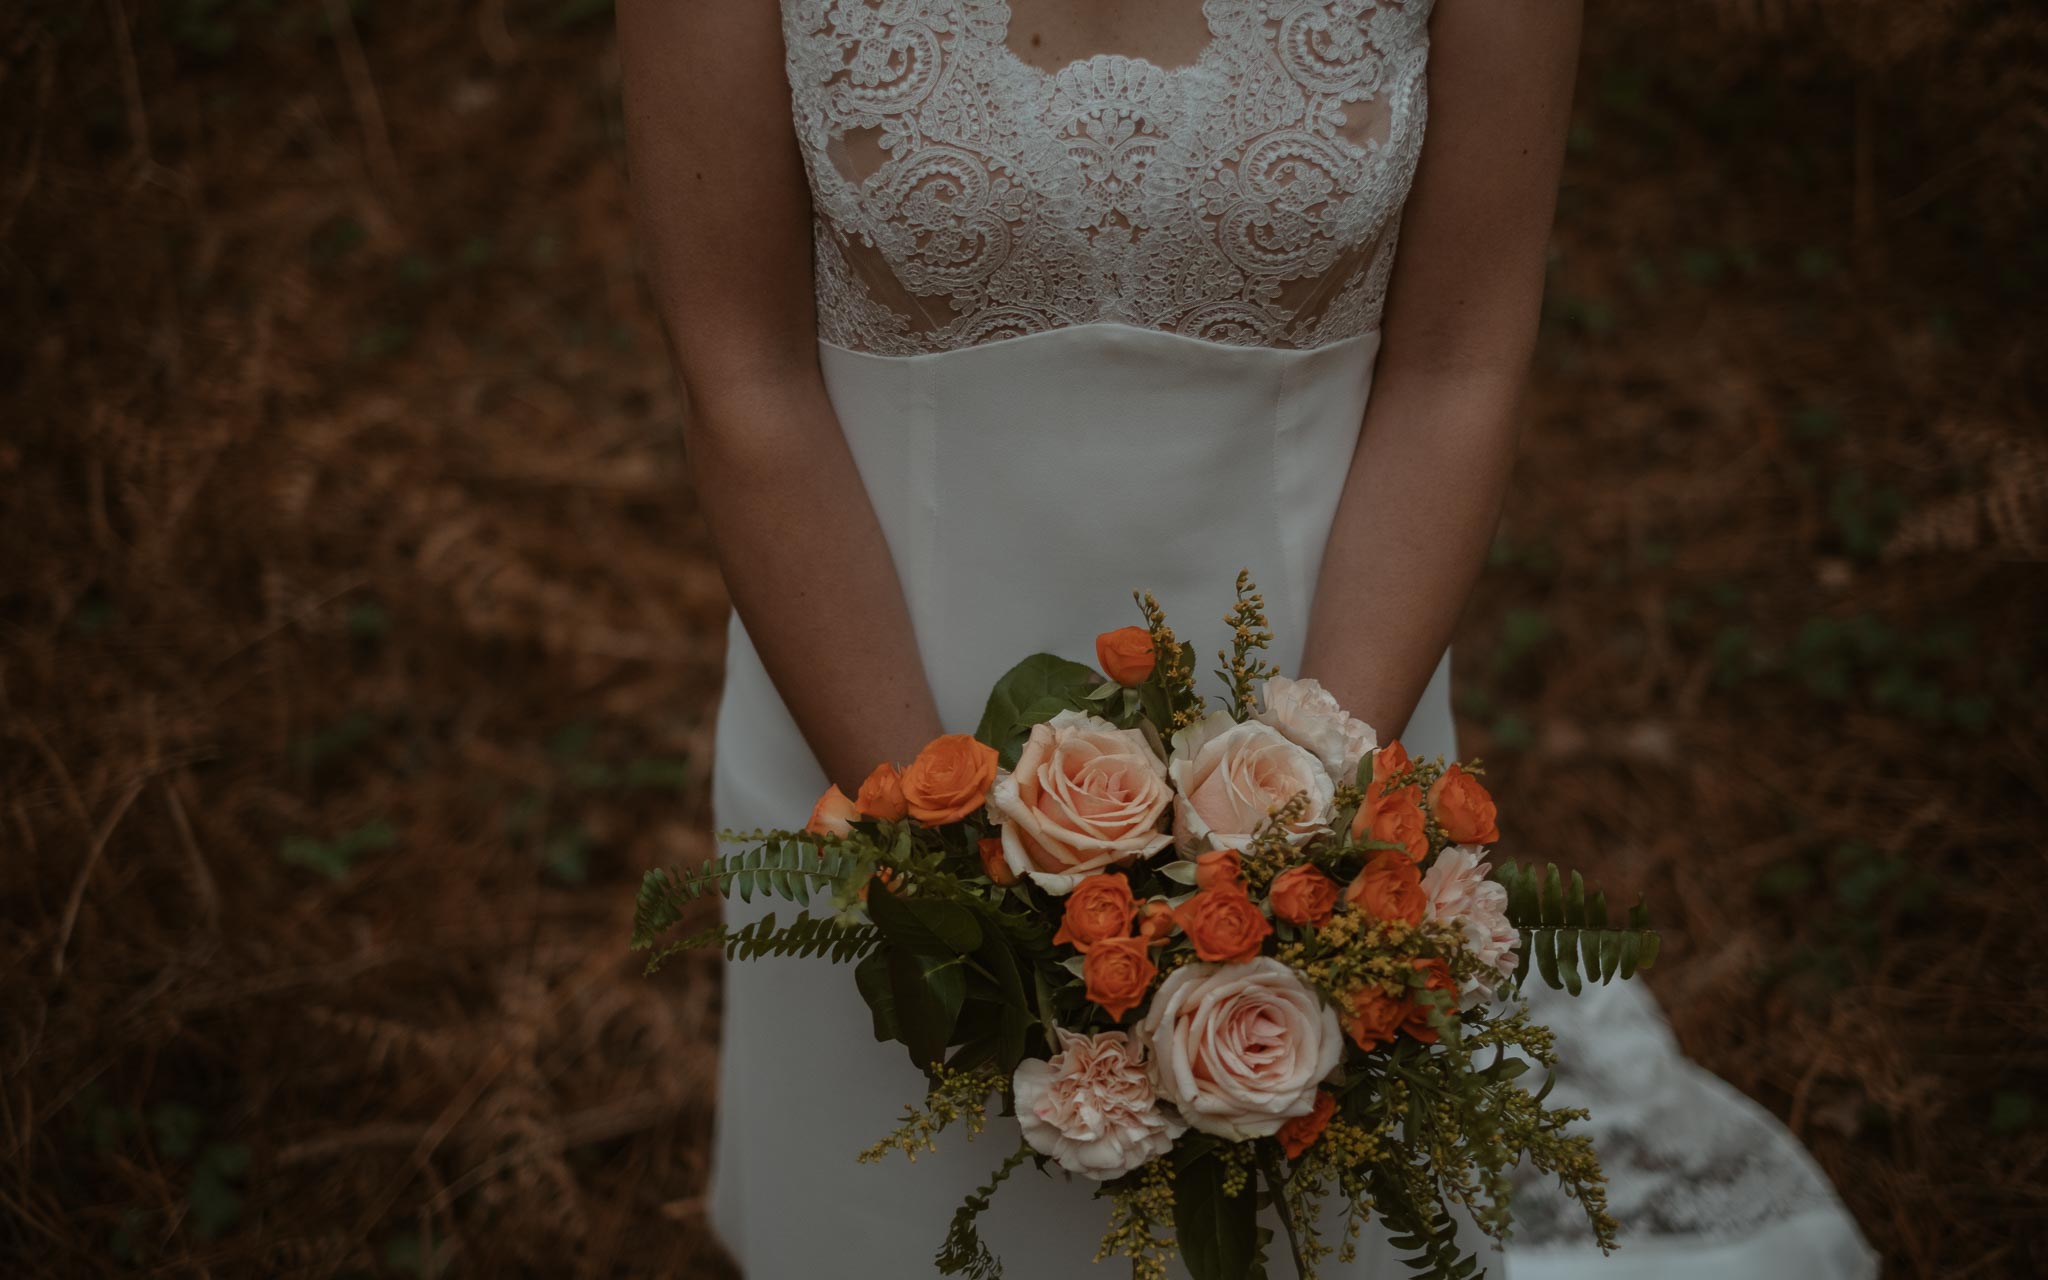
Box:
(1095, 625), (1157, 686)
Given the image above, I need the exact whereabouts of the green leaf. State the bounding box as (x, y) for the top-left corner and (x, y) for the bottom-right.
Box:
(1534, 931), (1562, 990)
(974, 653), (1102, 767)
(971, 926), (1031, 1072)
(855, 947), (900, 1043)
(868, 884), (983, 956)
(1558, 927), (1583, 995)
(889, 948), (968, 1067)
(1173, 1149), (1257, 1280)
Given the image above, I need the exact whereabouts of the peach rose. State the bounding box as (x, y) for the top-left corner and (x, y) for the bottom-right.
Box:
(1013, 1027), (1184, 1179)
(1341, 982), (1406, 1051)
(1276, 1088), (1338, 1159)
(987, 709), (1174, 894)
(1053, 873), (1137, 951)
(1083, 936), (1159, 1020)
(1427, 764), (1499, 845)
(1173, 886), (1274, 963)
(901, 733), (1000, 825)
(1345, 850), (1425, 925)
(1135, 957), (1343, 1140)
(1195, 847), (1244, 893)
(855, 761), (908, 821)
(1253, 676), (1377, 785)
(1137, 898), (1176, 944)
(804, 783), (859, 837)
(1350, 782), (1428, 862)
(1168, 711), (1335, 855)
(1268, 865), (1339, 928)
(1403, 958), (1458, 1043)
(1095, 625), (1158, 686)
(978, 835), (1019, 886)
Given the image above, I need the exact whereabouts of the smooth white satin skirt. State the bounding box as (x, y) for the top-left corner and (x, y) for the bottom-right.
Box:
(703, 326), (1878, 1279)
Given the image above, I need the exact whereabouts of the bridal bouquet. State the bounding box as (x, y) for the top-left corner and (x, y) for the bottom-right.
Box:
(633, 573), (1657, 1278)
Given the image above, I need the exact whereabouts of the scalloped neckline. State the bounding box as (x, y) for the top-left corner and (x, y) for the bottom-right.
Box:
(970, 0), (1238, 85)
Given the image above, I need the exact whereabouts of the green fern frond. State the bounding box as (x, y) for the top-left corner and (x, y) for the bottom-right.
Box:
(716, 910), (881, 964)
(1491, 860), (1661, 992)
(936, 1141), (1033, 1278)
(1371, 1169), (1482, 1280)
(631, 838), (864, 950)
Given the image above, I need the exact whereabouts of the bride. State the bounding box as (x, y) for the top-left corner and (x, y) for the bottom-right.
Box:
(618, 1), (1880, 1275)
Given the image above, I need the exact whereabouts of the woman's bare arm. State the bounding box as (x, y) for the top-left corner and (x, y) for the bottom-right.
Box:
(1297, 0), (1582, 740)
(618, 0), (944, 793)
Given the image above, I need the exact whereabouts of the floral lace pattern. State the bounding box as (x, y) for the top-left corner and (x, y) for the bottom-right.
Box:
(1507, 979), (1871, 1260)
(780, 0), (1434, 354)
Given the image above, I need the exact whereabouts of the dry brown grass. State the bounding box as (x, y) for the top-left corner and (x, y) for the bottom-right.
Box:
(2, 1), (2042, 1276)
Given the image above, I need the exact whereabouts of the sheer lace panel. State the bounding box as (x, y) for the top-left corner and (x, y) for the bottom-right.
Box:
(781, 0), (1435, 355)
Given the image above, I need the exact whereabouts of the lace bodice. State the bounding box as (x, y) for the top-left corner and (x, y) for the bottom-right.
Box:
(780, 0), (1434, 355)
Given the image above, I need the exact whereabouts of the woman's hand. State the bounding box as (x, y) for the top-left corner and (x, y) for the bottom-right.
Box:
(1298, 0), (1583, 737)
(617, 0), (946, 792)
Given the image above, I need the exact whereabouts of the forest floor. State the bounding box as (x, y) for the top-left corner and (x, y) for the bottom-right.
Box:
(4, 1), (2043, 1276)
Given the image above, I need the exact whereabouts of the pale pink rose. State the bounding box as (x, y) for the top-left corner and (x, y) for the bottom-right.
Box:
(988, 709), (1175, 895)
(1421, 845), (1520, 996)
(1012, 1027), (1185, 1179)
(1167, 711), (1335, 855)
(1134, 957), (1341, 1140)
(1253, 675), (1377, 785)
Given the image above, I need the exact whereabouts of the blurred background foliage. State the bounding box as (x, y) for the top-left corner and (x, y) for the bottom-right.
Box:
(2, 0), (2043, 1275)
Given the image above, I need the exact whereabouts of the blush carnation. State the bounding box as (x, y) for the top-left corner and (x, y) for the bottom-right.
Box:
(1252, 675), (1377, 785)
(1420, 845), (1520, 995)
(1012, 1028), (1185, 1180)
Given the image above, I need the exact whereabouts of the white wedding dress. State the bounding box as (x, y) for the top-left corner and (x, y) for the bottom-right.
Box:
(705, 2), (1882, 1276)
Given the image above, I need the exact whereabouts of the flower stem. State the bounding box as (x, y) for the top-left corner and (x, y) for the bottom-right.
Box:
(1259, 1147), (1312, 1279)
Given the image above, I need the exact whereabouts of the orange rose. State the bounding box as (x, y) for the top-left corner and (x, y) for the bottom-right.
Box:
(1083, 935), (1158, 1020)
(1350, 782), (1428, 862)
(1402, 958), (1458, 1043)
(855, 761), (909, 821)
(1194, 847), (1244, 893)
(1276, 1089), (1338, 1159)
(900, 733), (1000, 825)
(978, 836), (1018, 886)
(1342, 983), (1406, 1051)
(1268, 865), (1338, 928)
(1095, 625), (1157, 686)
(1137, 898), (1176, 944)
(1427, 764), (1499, 845)
(1172, 886), (1274, 963)
(804, 783), (859, 837)
(1373, 740), (1414, 785)
(1053, 873), (1137, 951)
(1345, 850), (1425, 925)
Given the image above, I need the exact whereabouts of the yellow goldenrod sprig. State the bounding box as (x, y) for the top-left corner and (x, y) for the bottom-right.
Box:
(1136, 588), (1206, 728)
(1093, 1154), (1177, 1280)
(857, 1065), (1006, 1164)
(1215, 569), (1278, 719)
